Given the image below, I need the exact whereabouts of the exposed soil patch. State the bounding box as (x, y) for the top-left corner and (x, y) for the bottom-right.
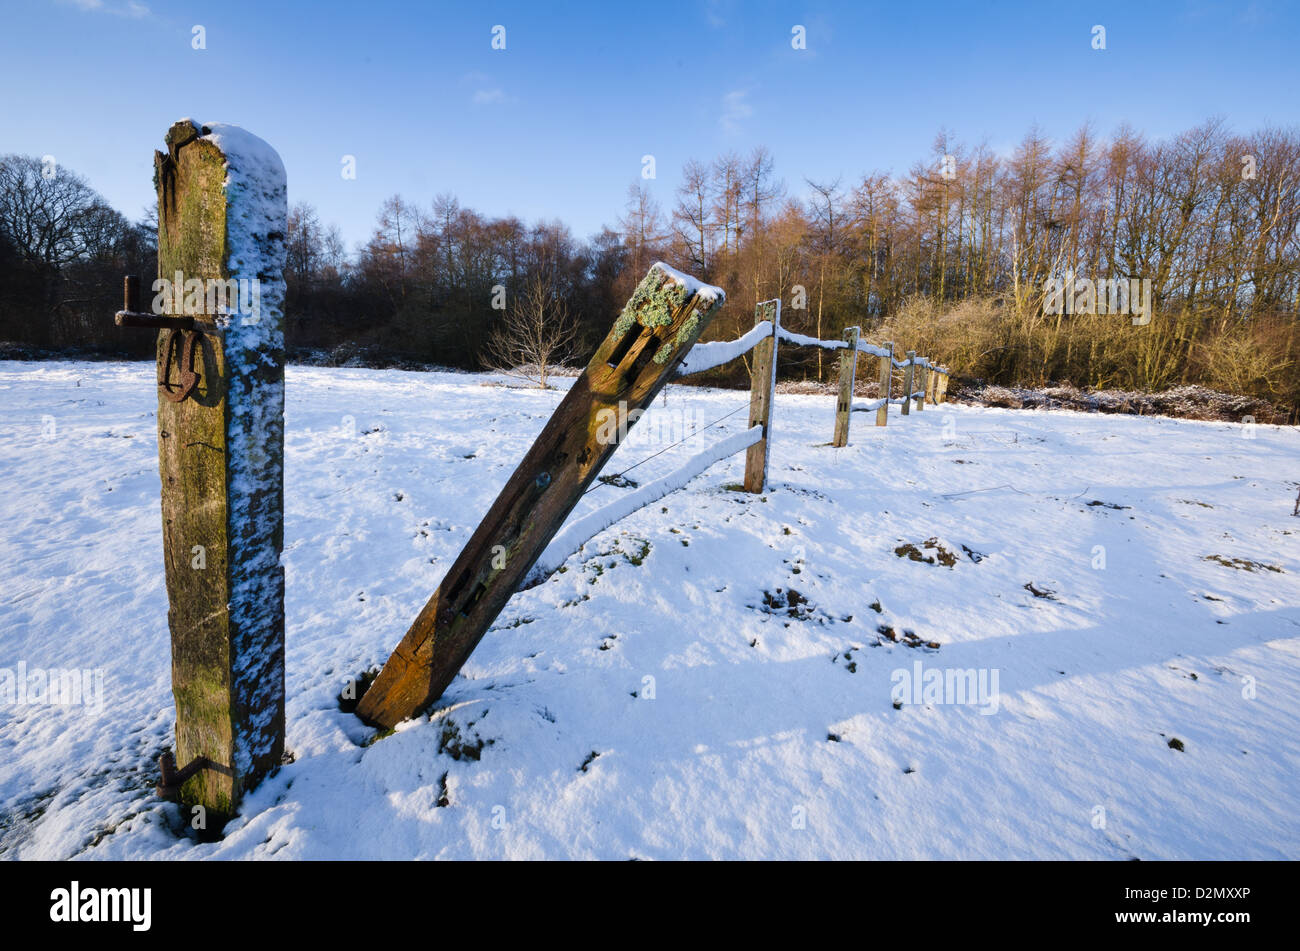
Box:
(1204, 554), (1283, 573)
(760, 587), (815, 621)
(895, 537), (958, 567)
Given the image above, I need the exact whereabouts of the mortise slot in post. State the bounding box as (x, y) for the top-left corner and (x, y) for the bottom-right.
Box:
(445, 570), (470, 607)
(462, 581), (488, 617)
(627, 330), (663, 379)
(352, 264), (728, 729)
(606, 329), (640, 369)
(446, 567), (489, 618)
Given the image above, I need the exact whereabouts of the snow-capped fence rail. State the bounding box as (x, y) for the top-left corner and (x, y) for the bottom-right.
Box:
(670, 300), (950, 490)
(356, 262), (949, 730)
(525, 424), (763, 587)
(110, 120), (288, 826)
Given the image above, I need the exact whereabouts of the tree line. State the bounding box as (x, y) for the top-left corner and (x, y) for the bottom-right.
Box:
(1, 117), (1297, 413)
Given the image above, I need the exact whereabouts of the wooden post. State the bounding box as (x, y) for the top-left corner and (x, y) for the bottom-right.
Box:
(145, 120), (287, 823)
(936, 368), (950, 404)
(925, 364), (938, 404)
(901, 351), (916, 416)
(915, 359), (928, 412)
(354, 264), (726, 729)
(743, 300), (780, 493)
(831, 325), (859, 447)
(876, 341), (892, 427)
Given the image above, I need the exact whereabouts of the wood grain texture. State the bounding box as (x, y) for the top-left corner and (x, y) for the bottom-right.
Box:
(876, 342), (892, 427)
(355, 264), (725, 729)
(742, 301), (779, 493)
(154, 120), (284, 819)
(832, 326), (859, 447)
(901, 352), (916, 416)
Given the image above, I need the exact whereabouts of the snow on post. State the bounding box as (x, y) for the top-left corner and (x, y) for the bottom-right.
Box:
(876, 342), (894, 426)
(901, 351), (916, 416)
(743, 300), (781, 493)
(152, 119), (287, 824)
(833, 326), (860, 447)
(354, 263), (726, 730)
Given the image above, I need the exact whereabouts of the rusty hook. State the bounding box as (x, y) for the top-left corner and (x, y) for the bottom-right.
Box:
(156, 751), (216, 798)
(158, 328), (200, 403)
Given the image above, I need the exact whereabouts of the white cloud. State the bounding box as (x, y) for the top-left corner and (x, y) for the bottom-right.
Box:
(721, 89), (752, 134)
(57, 0), (151, 16)
(461, 72), (510, 106)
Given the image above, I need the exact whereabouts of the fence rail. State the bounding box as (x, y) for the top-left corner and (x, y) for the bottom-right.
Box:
(674, 303), (950, 486)
(530, 299), (950, 582)
(359, 263), (951, 726)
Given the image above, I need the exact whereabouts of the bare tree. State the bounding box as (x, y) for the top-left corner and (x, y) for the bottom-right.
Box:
(484, 273), (578, 388)
(672, 159), (714, 277)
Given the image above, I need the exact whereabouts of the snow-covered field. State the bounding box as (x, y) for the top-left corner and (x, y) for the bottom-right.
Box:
(2, 359), (1298, 860)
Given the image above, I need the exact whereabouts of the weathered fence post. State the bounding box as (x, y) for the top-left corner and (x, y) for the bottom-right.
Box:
(915, 359), (928, 412)
(876, 341), (893, 427)
(936, 368), (950, 404)
(114, 120), (287, 825)
(924, 364), (938, 404)
(901, 351), (916, 416)
(831, 325), (860, 447)
(354, 263), (726, 729)
(743, 300), (780, 492)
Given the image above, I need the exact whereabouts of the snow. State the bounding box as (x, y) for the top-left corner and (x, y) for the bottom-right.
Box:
(528, 426), (763, 585)
(768, 328), (909, 365)
(777, 327), (846, 350)
(856, 341), (893, 360)
(649, 262), (725, 305)
(2, 360), (1299, 859)
(852, 398), (889, 413)
(674, 320), (928, 379)
(193, 119), (289, 775)
(676, 322), (773, 377)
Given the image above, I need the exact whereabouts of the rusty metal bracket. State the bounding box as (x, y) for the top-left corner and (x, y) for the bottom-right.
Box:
(112, 276), (203, 403)
(115, 275), (196, 331)
(156, 751), (218, 798)
(158, 327), (201, 403)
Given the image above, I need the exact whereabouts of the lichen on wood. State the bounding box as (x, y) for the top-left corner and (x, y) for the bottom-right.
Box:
(152, 119), (286, 825)
(354, 263), (726, 729)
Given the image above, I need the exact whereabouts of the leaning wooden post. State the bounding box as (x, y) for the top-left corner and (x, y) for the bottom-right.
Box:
(876, 341), (893, 427)
(831, 325), (860, 447)
(743, 300), (780, 492)
(901, 351), (916, 416)
(354, 264), (726, 729)
(915, 359), (928, 412)
(114, 120), (288, 824)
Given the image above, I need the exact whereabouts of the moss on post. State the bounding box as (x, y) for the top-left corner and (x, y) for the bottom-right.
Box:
(153, 119), (286, 827)
(355, 263), (725, 729)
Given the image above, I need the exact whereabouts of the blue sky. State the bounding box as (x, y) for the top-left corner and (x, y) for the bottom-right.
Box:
(2, 0), (1297, 251)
